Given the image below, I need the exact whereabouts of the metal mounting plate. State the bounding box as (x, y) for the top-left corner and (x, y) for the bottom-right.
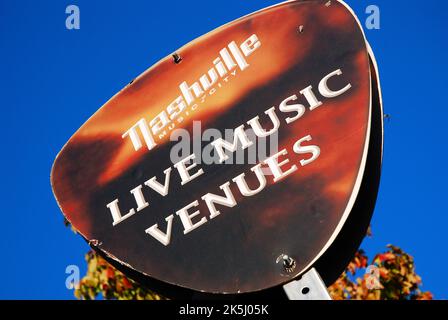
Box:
(283, 268), (332, 300)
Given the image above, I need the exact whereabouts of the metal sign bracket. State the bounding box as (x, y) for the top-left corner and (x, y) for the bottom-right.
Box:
(283, 268), (332, 300)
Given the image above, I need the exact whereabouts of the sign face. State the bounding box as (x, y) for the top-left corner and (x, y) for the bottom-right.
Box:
(52, 0), (376, 294)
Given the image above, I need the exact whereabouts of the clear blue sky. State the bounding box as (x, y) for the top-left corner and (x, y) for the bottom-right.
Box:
(0, 0), (446, 299)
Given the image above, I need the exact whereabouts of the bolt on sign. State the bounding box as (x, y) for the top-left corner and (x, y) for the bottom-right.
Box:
(51, 0), (383, 297)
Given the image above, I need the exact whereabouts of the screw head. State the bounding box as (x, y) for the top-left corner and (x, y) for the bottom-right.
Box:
(276, 254), (297, 273)
(172, 53), (182, 64)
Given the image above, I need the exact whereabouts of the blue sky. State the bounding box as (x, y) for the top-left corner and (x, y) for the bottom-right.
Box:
(0, 0), (446, 299)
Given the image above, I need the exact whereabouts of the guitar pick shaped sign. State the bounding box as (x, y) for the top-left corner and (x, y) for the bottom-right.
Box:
(52, 0), (382, 294)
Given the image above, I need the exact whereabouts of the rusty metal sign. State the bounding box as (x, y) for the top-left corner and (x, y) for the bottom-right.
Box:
(51, 0), (383, 296)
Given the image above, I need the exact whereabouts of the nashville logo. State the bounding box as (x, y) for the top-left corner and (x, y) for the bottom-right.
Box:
(122, 34), (262, 153)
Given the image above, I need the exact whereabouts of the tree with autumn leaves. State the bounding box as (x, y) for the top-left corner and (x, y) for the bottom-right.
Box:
(71, 227), (432, 300)
(329, 245), (432, 300)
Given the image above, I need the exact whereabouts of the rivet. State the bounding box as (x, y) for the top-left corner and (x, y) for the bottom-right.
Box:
(172, 53), (182, 64)
(276, 254), (297, 273)
(89, 239), (102, 247)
